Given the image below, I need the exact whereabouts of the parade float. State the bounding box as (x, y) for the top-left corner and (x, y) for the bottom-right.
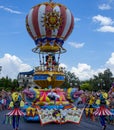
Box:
(22, 0), (84, 124)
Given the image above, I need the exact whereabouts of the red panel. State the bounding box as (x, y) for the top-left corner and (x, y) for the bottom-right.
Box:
(32, 5), (42, 39)
(57, 5), (66, 39)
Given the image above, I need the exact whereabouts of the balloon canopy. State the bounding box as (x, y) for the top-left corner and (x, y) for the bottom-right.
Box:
(26, 1), (74, 53)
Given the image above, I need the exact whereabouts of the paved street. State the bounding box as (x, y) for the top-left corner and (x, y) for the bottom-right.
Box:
(0, 110), (113, 130)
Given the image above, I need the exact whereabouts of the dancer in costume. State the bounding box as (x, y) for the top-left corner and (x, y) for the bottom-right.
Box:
(94, 91), (112, 130)
(5, 92), (25, 130)
(85, 94), (95, 120)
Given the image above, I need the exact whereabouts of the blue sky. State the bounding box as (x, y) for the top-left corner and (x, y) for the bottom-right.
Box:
(0, 0), (114, 80)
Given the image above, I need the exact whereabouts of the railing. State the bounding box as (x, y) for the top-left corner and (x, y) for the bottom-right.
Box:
(35, 65), (64, 72)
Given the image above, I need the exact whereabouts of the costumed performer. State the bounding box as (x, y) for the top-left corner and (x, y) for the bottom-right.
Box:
(5, 92), (25, 130)
(93, 91), (112, 130)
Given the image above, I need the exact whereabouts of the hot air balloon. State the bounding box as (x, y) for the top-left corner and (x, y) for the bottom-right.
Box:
(26, 0), (74, 53)
(26, 0), (74, 88)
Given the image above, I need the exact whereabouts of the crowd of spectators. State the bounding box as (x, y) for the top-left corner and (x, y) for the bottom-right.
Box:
(0, 89), (11, 111)
(76, 90), (114, 124)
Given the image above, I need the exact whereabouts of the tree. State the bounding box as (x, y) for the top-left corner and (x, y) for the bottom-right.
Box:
(80, 82), (92, 91)
(90, 68), (113, 91)
(61, 71), (80, 88)
(0, 76), (19, 91)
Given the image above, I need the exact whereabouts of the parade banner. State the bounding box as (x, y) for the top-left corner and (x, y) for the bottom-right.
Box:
(37, 108), (84, 125)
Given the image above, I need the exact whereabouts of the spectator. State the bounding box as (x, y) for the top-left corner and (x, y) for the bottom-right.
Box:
(0, 95), (3, 111)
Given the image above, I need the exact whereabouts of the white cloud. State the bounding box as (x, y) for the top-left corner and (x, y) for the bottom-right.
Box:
(0, 5), (22, 14)
(106, 52), (114, 72)
(97, 25), (114, 32)
(71, 63), (94, 80)
(74, 17), (80, 22)
(106, 52), (114, 65)
(98, 4), (111, 10)
(70, 63), (106, 80)
(92, 15), (114, 32)
(0, 54), (32, 79)
(68, 42), (85, 48)
(92, 15), (113, 26)
(59, 63), (68, 69)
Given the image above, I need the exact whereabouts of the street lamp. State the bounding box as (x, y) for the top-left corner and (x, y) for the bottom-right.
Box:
(70, 82), (72, 87)
(98, 79), (105, 90)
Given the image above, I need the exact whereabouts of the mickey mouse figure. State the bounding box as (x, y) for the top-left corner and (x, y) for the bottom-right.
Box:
(45, 54), (56, 70)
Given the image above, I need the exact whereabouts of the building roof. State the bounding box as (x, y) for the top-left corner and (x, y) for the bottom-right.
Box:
(18, 69), (34, 75)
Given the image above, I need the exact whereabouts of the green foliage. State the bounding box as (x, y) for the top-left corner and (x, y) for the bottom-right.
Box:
(61, 71), (80, 89)
(0, 76), (19, 91)
(80, 82), (92, 91)
(91, 68), (113, 91)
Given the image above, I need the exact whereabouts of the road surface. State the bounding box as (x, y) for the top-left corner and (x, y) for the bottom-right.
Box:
(0, 110), (113, 130)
